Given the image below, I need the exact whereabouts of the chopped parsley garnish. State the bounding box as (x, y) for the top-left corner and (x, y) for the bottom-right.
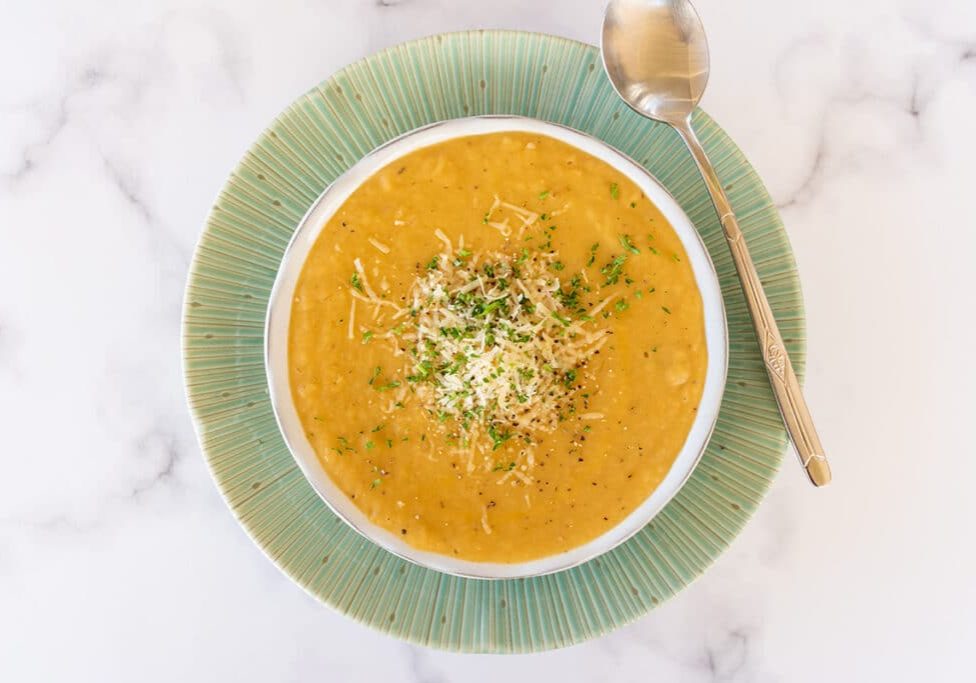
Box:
(368, 366), (381, 385)
(426, 256), (440, 270)
(538, 190), (550, 200)
(601, 254), (628, 285)
(551, 311), (571, 327)
(453, 248), (473, 265)
(350, 273), (364, 292)
(610, 182), (620, 199)
(563, 369), (577, 388)
(615, 299), (629, 312)
(362, 330), (374, 343)
(370, 478), (382, 489)
(619, 234), (640, 255)
(586, 242), (599, 267)
(487, 424), (513, 451)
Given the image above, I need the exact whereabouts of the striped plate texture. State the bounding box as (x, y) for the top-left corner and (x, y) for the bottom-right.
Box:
(182, 31), (804, 653)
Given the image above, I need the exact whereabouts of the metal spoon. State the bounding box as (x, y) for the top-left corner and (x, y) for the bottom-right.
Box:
(601, 0), (831, 486)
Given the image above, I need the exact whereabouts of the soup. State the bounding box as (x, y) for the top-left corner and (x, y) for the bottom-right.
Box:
(289, 132), (706, 563)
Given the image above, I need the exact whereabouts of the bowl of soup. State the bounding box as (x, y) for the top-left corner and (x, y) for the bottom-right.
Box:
(265, 116), (727, 579)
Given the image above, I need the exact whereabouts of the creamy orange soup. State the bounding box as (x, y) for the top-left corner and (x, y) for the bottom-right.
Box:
(289, 132), (706, 563)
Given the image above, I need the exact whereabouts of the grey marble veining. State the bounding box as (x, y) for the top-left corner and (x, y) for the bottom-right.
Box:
(1, 0), (974, 680)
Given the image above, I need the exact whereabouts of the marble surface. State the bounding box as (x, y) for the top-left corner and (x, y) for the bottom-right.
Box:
(1, 0), (974, 680)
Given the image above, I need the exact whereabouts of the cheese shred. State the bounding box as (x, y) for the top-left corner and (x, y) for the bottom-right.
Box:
(368, 237), (391, 254)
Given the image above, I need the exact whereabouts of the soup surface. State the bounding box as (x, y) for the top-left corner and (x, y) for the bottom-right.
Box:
(289, 132), (707, 563)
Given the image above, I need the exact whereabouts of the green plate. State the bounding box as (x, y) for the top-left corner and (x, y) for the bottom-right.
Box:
(182, 30), (804, 653)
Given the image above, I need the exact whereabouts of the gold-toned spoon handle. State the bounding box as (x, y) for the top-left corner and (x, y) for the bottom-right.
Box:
(674, 118), (831, 486)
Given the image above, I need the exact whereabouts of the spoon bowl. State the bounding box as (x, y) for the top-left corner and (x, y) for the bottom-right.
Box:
(601, 0), (709, 125)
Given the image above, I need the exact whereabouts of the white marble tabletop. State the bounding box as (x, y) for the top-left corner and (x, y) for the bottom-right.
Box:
(2, 0), (974, 680)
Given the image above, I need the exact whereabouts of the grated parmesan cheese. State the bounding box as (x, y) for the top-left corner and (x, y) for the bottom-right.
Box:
(345, 196), (629, 479)
(399, 240), (611, 451)
(368, 237), (391, 254)
(481, 506), (493, 535)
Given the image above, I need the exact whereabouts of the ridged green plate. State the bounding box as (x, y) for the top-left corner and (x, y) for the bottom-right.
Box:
(182, 31), (804, 653)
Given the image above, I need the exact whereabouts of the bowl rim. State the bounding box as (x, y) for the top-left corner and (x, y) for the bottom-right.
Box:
(264, 115), (728, 579)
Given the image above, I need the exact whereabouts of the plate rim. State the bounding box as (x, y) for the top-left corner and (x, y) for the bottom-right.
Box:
(181, 28), (805, 653)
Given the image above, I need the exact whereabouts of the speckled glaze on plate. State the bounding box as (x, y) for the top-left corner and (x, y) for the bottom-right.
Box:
(182, 30), (805, 653)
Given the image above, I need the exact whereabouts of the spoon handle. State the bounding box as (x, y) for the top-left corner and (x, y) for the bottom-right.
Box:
(674, 119), (831, 486)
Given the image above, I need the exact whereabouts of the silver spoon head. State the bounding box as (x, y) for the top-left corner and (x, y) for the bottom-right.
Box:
(601, 0), (710, 125)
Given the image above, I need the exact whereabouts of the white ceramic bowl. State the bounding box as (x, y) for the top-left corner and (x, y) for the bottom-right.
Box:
(266, 116), (727, 579)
